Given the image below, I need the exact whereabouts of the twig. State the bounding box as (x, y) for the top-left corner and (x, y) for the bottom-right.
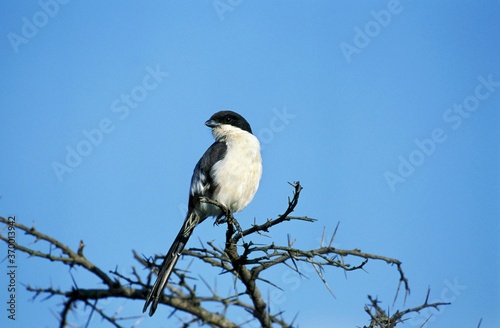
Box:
(0, 182), (449, 328)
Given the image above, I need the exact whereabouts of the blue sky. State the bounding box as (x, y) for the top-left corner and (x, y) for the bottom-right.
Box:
(1, 1), (499, 327)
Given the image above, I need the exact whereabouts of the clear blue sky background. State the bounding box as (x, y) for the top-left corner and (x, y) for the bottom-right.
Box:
(1, 1), (499, 327)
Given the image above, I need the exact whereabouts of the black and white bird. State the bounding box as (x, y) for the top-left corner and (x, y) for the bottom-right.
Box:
(143, 110), (262, 316)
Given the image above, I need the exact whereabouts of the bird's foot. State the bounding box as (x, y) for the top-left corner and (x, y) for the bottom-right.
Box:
(215, 203), (231, 225)
(199, 197), (243, 239)
(214, 213), (227, 225)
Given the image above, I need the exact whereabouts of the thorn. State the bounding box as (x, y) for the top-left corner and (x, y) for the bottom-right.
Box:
(77, 240), (85, 256)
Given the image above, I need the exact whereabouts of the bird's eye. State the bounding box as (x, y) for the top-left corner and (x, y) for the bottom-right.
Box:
(225, 117), (232, 123)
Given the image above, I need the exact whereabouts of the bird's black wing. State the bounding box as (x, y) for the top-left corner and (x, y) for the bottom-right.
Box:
(189, 141), (227, 208)
(144, 141), (227, 316)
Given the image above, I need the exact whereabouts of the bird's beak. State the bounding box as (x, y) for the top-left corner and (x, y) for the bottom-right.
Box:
(205, 120), (220, 128)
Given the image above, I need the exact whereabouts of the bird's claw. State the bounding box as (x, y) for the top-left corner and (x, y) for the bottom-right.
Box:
(214, 214), (227, 226)
(199, 197), (231, 224)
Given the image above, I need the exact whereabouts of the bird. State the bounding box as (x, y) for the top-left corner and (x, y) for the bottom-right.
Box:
(143, 110), (262, 316)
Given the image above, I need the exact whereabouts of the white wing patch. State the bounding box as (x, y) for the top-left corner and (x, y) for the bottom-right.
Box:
(191, 170), (209, 196)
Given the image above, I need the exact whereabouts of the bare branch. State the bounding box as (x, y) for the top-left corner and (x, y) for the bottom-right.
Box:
(235, 182), (315, 243)
(0, 217), (116, 288)
(0, 182), (448, 327)
(363, 288), (451, 328)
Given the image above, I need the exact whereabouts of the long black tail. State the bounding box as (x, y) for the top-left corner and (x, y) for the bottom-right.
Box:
(143, 212), (200, 316)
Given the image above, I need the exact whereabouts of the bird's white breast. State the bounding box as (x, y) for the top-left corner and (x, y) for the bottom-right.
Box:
(211, 126), (262, 213)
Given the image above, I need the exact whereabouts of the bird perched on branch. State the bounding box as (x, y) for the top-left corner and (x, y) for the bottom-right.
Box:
(143, 111), (262, 316)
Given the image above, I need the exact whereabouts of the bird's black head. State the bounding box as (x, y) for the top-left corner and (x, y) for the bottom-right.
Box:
(205, 111), (253, 134)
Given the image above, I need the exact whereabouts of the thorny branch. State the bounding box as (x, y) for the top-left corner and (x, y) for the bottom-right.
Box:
(0, 182), (448, 327)
(363, 288), (451, 328)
